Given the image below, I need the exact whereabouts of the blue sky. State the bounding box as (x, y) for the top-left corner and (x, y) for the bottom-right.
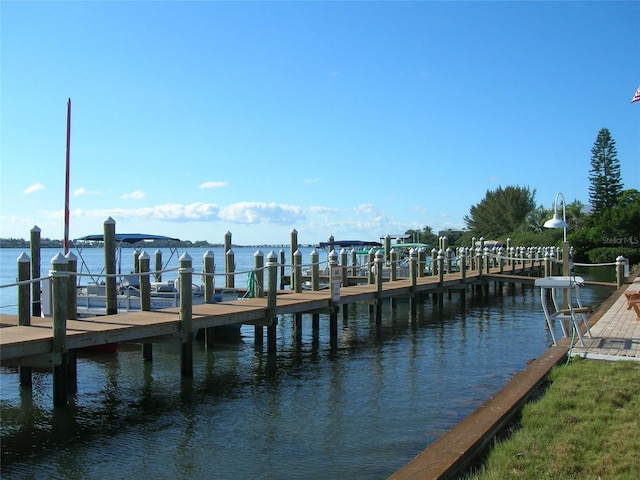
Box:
(2, 1), (639, 246)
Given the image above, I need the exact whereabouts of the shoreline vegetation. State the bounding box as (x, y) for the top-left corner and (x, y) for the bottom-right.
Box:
(0, 238), (315, 249)
(463, 357), (640, 479)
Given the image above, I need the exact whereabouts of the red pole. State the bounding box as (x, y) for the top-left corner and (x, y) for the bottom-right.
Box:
(64, 98), (71, 254)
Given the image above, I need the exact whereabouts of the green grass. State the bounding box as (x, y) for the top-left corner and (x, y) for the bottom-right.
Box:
(465, 358), (640, 480)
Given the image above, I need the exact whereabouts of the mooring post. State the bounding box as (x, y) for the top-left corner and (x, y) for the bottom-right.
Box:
(459, 250), (467, 307)
(279, 249), (286, 290)
(179, 253), (193, 376)
(350, 248), (357, 277)
(374, 249), (384, 323)
(225, 248), (235, 289)
(290, 229), (298, 290)
(293, 250), (302, 293)
(367, 248), (375, 284)
(18, 253), (32, 386)
(139, 251), (153, 360)
(293, 249), (302, 330)
(133, 251), (140, 273)
(340, 248), (348, 287)
(251, 250), (264, 347)
(328, 250), (339, 344)
(154, 249), (162, 282)
(616, 256), (627, 289)
(310, 249), (320, 330)
(544, 250), (551, 277)
(266, 251), (278, 353)
(409, 248), (417, 315)
(30, 226), (41, 317)
(390, 248), (397, 282)
(64, 251), (78, 389)
(416, 248), (424, 277)
(431, 248), (438, 276)
(51, 253), (69, 407)
(203, 250), (214, 303)
(103, 217), (117, 315)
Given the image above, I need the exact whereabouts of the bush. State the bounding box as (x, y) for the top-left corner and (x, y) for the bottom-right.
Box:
(587, 246), (640, 266)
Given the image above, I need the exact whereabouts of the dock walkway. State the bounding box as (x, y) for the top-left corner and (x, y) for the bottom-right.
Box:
(0, 268), (516, 362)
(569, 276), (640, 361)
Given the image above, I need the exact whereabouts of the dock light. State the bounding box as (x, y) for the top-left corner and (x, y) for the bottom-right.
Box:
(543, 192), (570, 278)
(543, 192), (568, 241)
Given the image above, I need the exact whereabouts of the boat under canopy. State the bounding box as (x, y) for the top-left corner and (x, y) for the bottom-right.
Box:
(73, 233), (181, 244)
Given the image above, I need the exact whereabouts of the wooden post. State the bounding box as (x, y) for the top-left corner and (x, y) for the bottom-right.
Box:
(30, 226), (41, 317)
(374, 249), (384, 324)
(438, 250), (445, 306)
(225, 248), (235, 289)
(616, 256), (627, 289)
(18, 253), (32, 385)
(409, 248), (417, 315)
(367, 248), (375, 284)
(293, 249), (302, 331)
(51, 253), (69, 407)
(293, 250), (302, 293)
(459, 251), (467, 307)
(133, 250), (140, 273)
(544, 251), (551, 277)
(266, 251), (278, 353)
(340, 248), (348, 286)
(310, 249), (319, 291)
(224, 231), (232, 255)
(418, 248), (426, 277)
(254, 250), (264, 347)
(390, 248), (397, 282)
(64, 251), (77, 389)
(179, 253), (193, 376)
(290, 229), (298, 290)
(389, 248), (397, 308)
(279, 249), (286, 290)
(139, 251), (153, 360)
(350, 248), (357, 277)
(310, 249), (320, 330)
(203, 250), (214, 303)
(383, 234), (391, 263)
(431, 248), (438, 276)
(328, 251), (338, 345)
(104, 217), (117, 315)
(154, 249), (162, 282)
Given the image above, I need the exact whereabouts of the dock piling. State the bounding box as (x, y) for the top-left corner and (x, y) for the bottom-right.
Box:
(179, 253), (193, 376)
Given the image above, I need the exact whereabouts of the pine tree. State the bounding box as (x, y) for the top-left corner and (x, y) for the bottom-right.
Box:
(588, 128), (623, 216)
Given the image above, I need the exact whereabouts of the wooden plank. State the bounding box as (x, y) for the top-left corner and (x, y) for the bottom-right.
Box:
(1, 267), (541, 362)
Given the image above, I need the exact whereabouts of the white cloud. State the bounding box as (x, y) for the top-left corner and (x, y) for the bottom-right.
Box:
(122, 190), (145, 200)
(198, 181), (228, 189)
(23, 183), (44, 194)
(304, 178), (320, 184)
(74, 187), (100, 196)
(219, 202), (304, 225)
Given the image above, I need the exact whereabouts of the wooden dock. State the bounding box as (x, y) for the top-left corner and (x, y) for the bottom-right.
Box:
(0, 268), (535, 363)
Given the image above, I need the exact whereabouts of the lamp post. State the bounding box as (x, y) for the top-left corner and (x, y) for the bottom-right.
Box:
(543, 192), (569, 277)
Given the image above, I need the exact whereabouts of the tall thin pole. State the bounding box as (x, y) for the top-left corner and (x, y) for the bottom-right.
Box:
(64, 98), (71, 254)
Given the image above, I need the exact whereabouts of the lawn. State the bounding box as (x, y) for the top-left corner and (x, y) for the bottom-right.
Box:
(465, 357), (640, 480)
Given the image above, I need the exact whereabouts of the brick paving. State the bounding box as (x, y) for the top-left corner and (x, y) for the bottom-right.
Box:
(570, 277), (640, 362)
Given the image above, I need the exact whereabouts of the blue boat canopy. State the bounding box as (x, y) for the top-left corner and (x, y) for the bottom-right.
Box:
(73, 233), (181, 244)
(317, 240), (382, 249)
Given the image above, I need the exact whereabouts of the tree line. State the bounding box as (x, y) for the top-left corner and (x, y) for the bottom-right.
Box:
(408, 127), (639, 265)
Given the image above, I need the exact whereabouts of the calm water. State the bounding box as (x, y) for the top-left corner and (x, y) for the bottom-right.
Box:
(0, 247), (616, 479)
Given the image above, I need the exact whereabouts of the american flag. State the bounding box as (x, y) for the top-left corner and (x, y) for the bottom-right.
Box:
(632, 87), (640, 103)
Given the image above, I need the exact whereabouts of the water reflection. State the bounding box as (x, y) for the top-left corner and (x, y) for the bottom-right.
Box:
(1, 282), (614, 479)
